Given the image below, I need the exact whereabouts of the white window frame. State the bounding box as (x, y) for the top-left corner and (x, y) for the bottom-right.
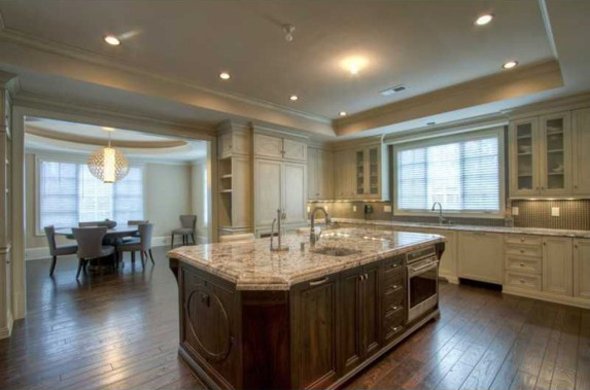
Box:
(392, 128), (505, 219)
(34, 153), (147, 235)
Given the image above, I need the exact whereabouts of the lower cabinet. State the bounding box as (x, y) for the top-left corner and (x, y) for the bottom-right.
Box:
(574, 239), (590, 299)
(457, 232), (504, 284)
(542, 237), (573, 296)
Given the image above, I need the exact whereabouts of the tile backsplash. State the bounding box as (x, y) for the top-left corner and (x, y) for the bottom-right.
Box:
(308, 199), (590, 231)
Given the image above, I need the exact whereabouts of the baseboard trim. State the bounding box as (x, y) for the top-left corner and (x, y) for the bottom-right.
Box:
(439, 272), (459, 284)
(503, 286), (590, 309)
(24, 235), (208, 261)
(0, 311), (13, 340)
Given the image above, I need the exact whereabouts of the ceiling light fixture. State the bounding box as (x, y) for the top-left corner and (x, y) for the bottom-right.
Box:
(219, 72), (231, 80)
(104, 35), (121, 46)
(282, 24), (295, 42)
(289, 95), (298, 101)
(339, 111), (347, 117)
(88, 128), (129, 183)
(474, 14), (494, 26)
(341, 56), (368, 75)
(502, 60), (519, 70)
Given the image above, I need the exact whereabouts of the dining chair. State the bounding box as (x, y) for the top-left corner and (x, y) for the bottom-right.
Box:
(171, 215), (197, 248)
(118, 223), (154, 267)
(44, 225), (78, 276)
(72, 227), (115, 279)
(126, 220), (149, 239)
(219, 233), (255, 244)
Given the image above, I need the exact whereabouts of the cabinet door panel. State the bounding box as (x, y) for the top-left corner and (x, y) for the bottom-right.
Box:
(291, 277), (338, 389)
(283, 139), (307, 162)
(232, 157), (251, 228)
(320, 149), (334, 199)
(254, 159), (281, 226)
(573, 108), (590, 195)
(254, 134), (283, 159)
(361, 264), (381, 358)
(542, 237), (573, 296)
(436, 230), (457, 280)
(307, 148), (318, 200)
(282, 163), (307, 225)
(539, 112), (571, 195)
(574, 239), (590, 299)
(457, 232), (503, 284)
(510, 118), (540, 196)
(338, 269), (362, 374)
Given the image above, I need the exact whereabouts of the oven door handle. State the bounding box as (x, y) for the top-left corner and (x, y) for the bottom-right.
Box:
(408, 260), (438, 276)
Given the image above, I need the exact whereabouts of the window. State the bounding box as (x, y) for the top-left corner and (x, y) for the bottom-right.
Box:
(394, 129), (503, 216)
(38, 158), (144, 230)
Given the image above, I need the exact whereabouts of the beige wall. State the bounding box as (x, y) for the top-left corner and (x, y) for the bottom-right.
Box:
(25, 152), (206, 254)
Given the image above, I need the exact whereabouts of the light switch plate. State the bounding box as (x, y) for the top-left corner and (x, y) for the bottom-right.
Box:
(512, 207), (519, 216)
(384, 205), (392, 213)
(551, 207), (560, 217)
(352, 205), (357, 212)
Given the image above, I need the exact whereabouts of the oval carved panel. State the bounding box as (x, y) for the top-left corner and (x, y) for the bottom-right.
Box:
(185, 286), (232, 362)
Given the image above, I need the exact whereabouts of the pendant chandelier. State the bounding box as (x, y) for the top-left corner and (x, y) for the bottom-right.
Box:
(87, 127), (129, 183)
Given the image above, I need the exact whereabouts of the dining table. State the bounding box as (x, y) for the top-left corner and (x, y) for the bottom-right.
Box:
(54, 224), (139, 240)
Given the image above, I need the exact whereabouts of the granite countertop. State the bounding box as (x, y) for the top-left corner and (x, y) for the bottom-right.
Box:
(168, 228), (444, 291)
(333, 218), (590, 239)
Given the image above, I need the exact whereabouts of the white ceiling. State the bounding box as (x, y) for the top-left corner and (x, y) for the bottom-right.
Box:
(24, 117), (208, 162)
(1, 1), (589, 139)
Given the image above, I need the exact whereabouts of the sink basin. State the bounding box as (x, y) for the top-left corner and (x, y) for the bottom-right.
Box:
(311, 247), (361, 257)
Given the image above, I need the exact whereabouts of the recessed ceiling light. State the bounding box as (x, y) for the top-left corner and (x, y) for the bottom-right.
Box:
(339, 111), (347, 117)
(104, 35), (121, 46)
(219, 72), (231, 80)
(289, 95), (298, 101)
(502, 60), (518, 70)
(474, 14), (494, 26)
(341, 56), (368, 75)
(102, 126), (115, 132)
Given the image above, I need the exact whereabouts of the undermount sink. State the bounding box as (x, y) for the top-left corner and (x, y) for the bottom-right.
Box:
(310, 247), (361, 257)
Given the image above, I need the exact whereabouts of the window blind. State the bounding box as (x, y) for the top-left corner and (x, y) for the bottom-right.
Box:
(38, 159), (144, 229)
(396, 134), (500, 213)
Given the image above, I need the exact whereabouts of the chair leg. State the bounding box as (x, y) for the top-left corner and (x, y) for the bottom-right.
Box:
(170, 233), (174, 249)
(148, 249), (155, 264)
(83, 259), (89, 274)
(140, 251), (146, 267)
(191, 233), (196, 245)
(76, 258), (84, 279)
(131, 251), (136, 264)
(49, 256), (57, 276)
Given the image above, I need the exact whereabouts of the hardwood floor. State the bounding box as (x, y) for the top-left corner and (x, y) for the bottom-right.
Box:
(1, 247), (588, 390)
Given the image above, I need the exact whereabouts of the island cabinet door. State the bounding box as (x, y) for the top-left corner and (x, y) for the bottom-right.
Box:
(359, 263), (381, 358)
(290, 274), (339, 389)
(337, 268), (362, 375)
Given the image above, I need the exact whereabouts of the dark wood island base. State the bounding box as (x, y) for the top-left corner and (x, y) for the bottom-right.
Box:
(169, 238), (444, 390)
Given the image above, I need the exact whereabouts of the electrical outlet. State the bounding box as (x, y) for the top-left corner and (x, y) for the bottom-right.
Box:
(512, 207), (519, 216)
(551, 207), (560, 217)
(383, 205), (392, 213)
(352, 205), (357, 212)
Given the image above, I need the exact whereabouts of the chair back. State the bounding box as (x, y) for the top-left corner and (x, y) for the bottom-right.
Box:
(72, 227), (107, 259)
(219, 233), (255, 244)
(79, 221), (101, 227)
(138, 223), (154, 250)
(128, 220), (149, 226)
(44, 225), (57, 255)
(180, 215), (197, 229)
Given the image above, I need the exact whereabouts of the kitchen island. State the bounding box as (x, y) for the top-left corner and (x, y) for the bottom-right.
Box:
(168, 228), (445, 390)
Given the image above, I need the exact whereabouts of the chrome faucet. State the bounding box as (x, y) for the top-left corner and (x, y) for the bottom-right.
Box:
(270, 209), (289, 252)
(431, 202), (447, 225)
(310, 206), (331, 247)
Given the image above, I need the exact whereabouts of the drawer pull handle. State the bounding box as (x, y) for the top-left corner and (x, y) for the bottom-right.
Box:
(520, 237), (525, 242)
(391, 305), (400, 311)
(520, 279), (526, 284)
(519, 263), (525, 267)
(391, 263), (400, 268)
(520, 249), (525, 254)
(392, 284), (400, 290)
(309, 277), (330, 287)
(391, 326), (403, 333)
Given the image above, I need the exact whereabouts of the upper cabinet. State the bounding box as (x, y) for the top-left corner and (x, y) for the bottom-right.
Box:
(334, 143), (389, 201)
(308, 147), (334, 201)
(509, 112), (572, 197)
(573, 108), (590, 196)
(254, 134), (307, 162)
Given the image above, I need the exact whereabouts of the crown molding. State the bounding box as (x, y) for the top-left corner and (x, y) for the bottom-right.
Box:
(501, 91), (590, 119)
(13, 90), (217, 141)
(334, 59), (563, 136)
(0, 24), (331, 125)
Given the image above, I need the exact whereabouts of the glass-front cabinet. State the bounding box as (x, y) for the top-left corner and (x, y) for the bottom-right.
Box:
(509, 112), (571, 197)
(354, 146), (381, 198)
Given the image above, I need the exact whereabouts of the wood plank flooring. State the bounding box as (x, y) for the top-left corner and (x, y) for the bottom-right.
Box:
(0, 247), (588, 389)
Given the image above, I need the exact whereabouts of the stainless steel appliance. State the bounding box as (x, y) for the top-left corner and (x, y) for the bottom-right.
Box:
(407, 247), (439, 322)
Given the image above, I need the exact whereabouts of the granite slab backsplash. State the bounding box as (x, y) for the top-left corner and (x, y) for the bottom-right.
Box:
(308, 199), (590, 231)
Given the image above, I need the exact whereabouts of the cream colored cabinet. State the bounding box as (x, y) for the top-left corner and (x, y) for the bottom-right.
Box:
(457, 231), (504, 284)
(308, 147), (334, 200)
(509, 112), (572, 197)
(254, 159), (282, 227)
(542, 237), (573, 296)
(437, 230), (457, 282)
(218, 131), (250, 159)
(334, 149), (355, 199)
(282, 162), (307, 224)
(254, 134), (307, 162)
(354, 146), (381, 198)
(574, 239), (590, 299)
(572, 108), (590, 195)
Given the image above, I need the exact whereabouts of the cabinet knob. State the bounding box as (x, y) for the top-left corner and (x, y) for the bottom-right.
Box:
(520, 279), (525, 284)
(520, 249), (525, 254)
(519, 263), (525, 267)
(574, 185), (578, 189)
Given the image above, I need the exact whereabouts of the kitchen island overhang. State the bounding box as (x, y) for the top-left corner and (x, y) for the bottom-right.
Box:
(168, 229), (445, 390)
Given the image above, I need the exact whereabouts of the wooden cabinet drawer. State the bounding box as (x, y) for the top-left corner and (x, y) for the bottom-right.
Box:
(505, 255), (542, 274)
(505, 235), (543, 246)
(505, 271), (542, 291)
(505, 244), (542, 258)
(383, 310), (405, 343)
(382, 255), (405, 275)
(382, 284), (405, 309)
